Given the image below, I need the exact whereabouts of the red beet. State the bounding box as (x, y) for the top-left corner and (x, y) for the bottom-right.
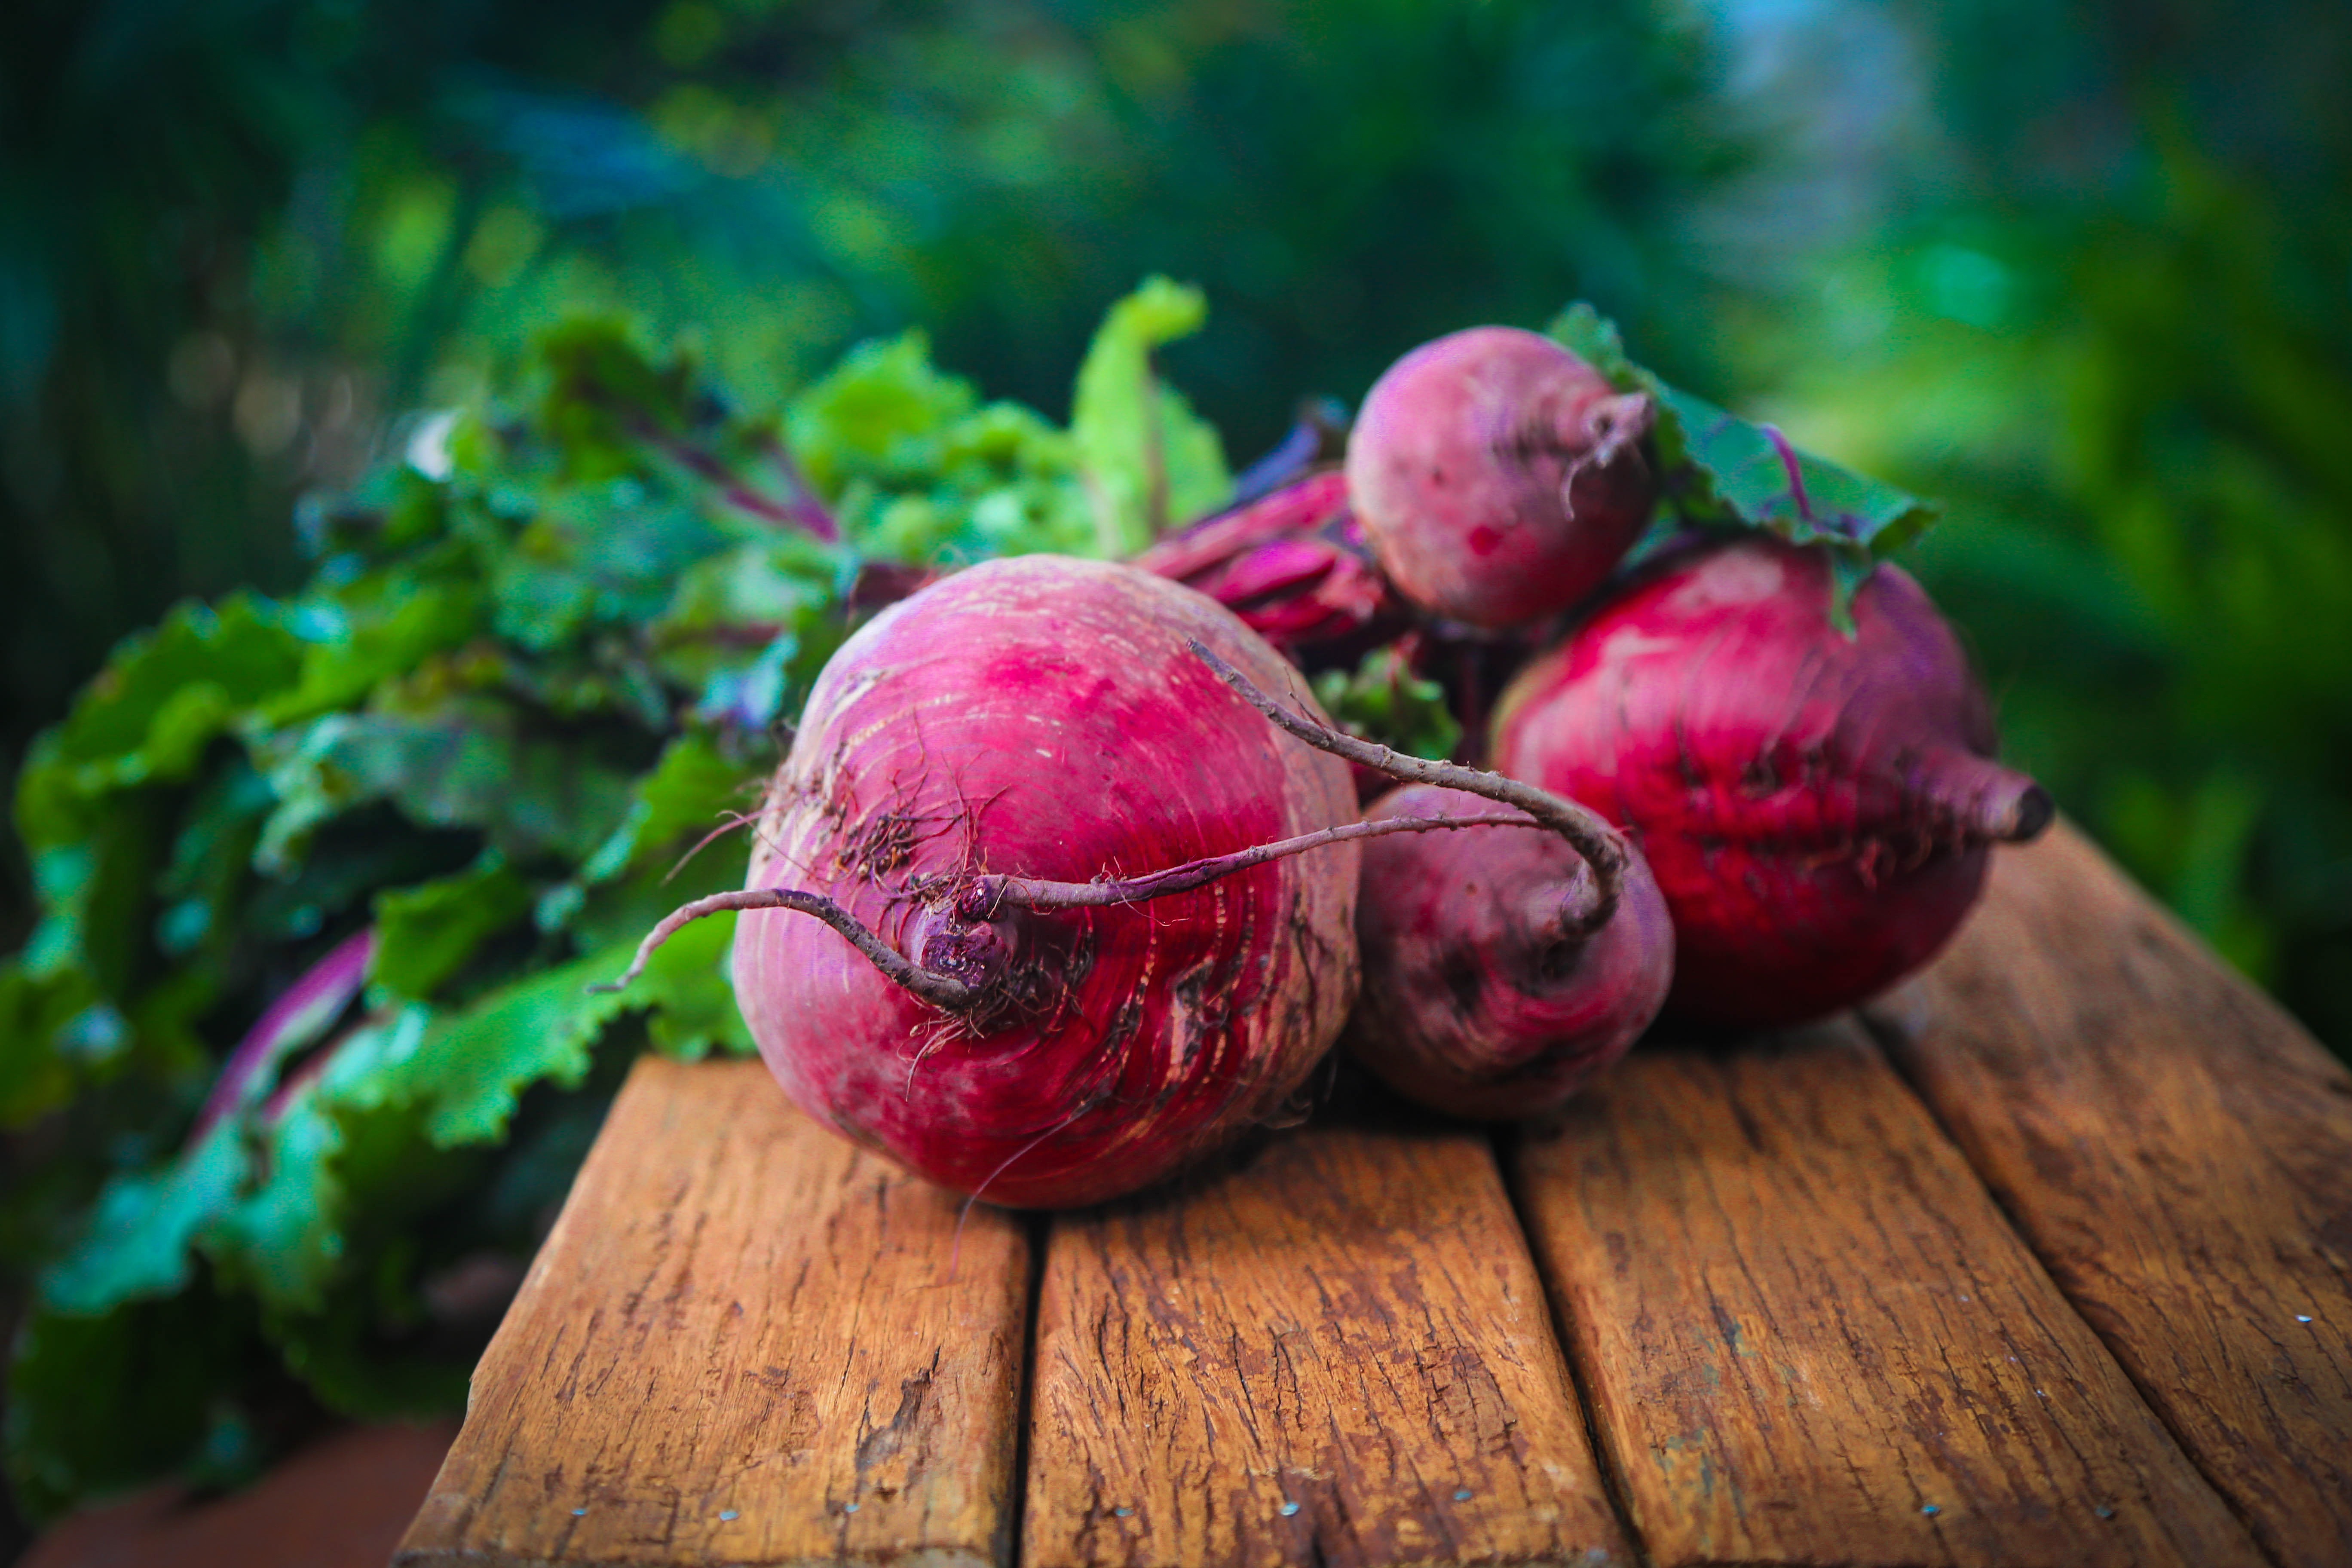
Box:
(1345, 327), (1655, 628)
(1348, 784), (1673, 1120)
(712, 557), (1367, 1207)
(1492, 536), (2051, 1029)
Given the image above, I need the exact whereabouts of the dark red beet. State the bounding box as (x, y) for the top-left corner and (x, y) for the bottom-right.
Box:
(1345, 327), (1655, 628)
(1491, 536), (2051, 1029)
(1348, 784), (1672, 1120)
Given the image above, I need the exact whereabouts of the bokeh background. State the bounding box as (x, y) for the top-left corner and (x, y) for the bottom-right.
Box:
(3, 0), (2350, 1553)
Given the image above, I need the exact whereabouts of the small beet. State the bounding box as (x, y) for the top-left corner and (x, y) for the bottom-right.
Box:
(1492, 536), (2051, 1029)
(1348, 784), (1673, 1120)
(1345, 326), (1655, 628)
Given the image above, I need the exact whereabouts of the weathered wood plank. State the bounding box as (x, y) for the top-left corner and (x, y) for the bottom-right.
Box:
(1025, 1122), (1632, 1568)
(1514, 1018), (2264, 1568)
(394, 1057), (1031, 1568)
(1868, 823), (2352, 1568)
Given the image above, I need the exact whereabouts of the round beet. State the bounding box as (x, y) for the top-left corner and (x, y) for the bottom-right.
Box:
(1348, 784), (1673, 1120)
(723, 557), (1362, 1207)
(1492, 536), (2051, 1029)
(1345, 326), (1655, 628)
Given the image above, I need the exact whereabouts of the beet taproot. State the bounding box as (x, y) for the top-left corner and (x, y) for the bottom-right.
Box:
(1345, 326), (1655, 628)
(1348, 784), (1672, 1120)
(1492, 536), (2051, 1029)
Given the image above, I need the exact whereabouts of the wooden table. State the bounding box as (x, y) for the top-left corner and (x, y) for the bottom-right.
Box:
(393, 824), (2352, 1568)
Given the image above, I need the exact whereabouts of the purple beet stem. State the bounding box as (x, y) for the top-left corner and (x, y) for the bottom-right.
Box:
(192, 926), (376, 1138)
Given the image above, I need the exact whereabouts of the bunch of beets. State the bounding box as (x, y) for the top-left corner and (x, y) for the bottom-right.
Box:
(609, 325), (2053, 1208)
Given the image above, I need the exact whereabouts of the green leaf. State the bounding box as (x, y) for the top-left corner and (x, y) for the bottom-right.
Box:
(209, 1093), (347, 1312)
(536, 317), (700, 483)
(487, 486), (730, 655)
(574, 729), (760, 890)
(154, 758), (275, 964)
(369, 944), (640, 1148)
(1548, 300), (1640, 386)
(787, 329), (979, 502)
(371, 854), (533, 1002)
(648, 539), (839, 701)
(1311, 647), (1462, 762)
(259, 573), (486, 727)
(205, 1010), (431, 1313)
(1070, 277), (1230, 554)
(254, 703), (637, 872)
(1653, 383), (1941, 560)
(261, 1274), (471, 1422)
(13, 595), (303, 852)
(18, 795), (160, 992)
(38, 1119), (248, 1315)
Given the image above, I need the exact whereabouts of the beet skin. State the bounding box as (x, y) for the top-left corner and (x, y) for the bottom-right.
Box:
(1348, 784), (1673, 1120)
(1493, 536), (2051, 1029)
(731, 557), (1361, 1208)
(1345, 327), (1655, 629)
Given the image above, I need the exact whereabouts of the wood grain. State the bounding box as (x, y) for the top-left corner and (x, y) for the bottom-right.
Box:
(1868, 822), (2352, 1568)
(1514, 1018), (2264, 1568)
(393, 1057), (1031, 1568)
(1024, 1123), (1631, 1568)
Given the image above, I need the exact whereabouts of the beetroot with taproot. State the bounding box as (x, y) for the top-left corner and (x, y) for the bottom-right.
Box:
(597, 555), (1629, 1207)
(1348, 784), (1673, 1120)
(732, 557), (1358, 1207)
(1492, 536), (2051, 1029)
(1345, 326), (1656, 629)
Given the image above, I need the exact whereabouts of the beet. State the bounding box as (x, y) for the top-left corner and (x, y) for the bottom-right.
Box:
(1348, 784), (1673, 1120)
(710, 557), (1367, 1207)
(1492, 536), (2052, 1029)
(1345, 326), (1656, 629)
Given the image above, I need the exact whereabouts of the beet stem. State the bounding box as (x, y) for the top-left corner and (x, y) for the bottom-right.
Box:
(1761, 424), (1816, 525)
(976, 811), (1547, 911)
(1185, 638), (1630, 934)
(590, 887), (977, 1009)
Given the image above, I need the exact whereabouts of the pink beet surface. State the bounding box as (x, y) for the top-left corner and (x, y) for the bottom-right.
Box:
(1348, 784), (1673, 1120)
(729, 556), (1363, 1208)
(1492, 536), (2051, 1030)
(1344, 326), (1656, 629)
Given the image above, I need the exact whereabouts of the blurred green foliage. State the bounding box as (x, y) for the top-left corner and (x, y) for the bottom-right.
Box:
(1747, 0), (2352, 1047)
(0, 0), (1749, 867)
